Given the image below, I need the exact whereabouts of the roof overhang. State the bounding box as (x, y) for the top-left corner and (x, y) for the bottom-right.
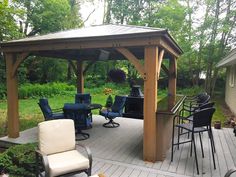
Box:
(0, 24), (183, 60)
(216, 48), (236, 67)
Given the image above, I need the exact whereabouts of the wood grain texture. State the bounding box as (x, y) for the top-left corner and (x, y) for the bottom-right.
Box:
(5, 53), (19, 138)
(143, 46), (158, 162)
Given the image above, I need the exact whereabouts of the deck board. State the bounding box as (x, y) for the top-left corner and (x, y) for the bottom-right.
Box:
(1, 115), (236, 177)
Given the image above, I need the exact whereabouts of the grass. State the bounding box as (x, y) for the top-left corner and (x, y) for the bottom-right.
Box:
(0, 85), (228, 137)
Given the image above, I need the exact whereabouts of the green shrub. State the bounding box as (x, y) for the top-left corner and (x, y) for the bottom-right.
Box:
(0, 143), (37, 177)
(0, 84), (6, 99)
(19, 82), (76, 99)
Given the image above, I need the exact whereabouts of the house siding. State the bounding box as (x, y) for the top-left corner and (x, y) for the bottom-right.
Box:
(225, 65), (236, 116)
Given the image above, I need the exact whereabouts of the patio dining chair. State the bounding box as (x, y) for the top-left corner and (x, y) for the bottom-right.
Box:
(171, 108), (216, 175)
(178, 102), (216, 152)
(100, 96), (126, 128)
(183, 94), (210, 114)
(36, 119), (92, 177)
(75, 93), (91, 105)
(38, 98), (64, 120)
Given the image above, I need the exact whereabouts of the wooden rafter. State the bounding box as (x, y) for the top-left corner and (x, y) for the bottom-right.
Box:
(12, 52), (29, 77)
(116, 48), (145, 79)
(157, 49), (165, 80)
(159, 39), (180, 58)
(161, 64), (169, 76)
(83, 60), (97, 75)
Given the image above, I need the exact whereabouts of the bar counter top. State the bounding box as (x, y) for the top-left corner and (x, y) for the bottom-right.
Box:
(157, 94), (186, 115)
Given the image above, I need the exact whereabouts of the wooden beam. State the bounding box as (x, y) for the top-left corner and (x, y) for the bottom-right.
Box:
(143, 46), (158, 162)
(5, 53), (20, 138)
(161, 64), (169, 76)
(77, 60), (84, 93)
(116, 48), (145, 79)
(12, 52), (29, 77)
(157, 49), (165, 80)
(159, 39), (180, 58)
(168, 57), (177, 97)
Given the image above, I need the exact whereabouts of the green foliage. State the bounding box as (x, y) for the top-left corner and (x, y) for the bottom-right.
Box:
(0, 143), (37, 177)
(18, 82), (75, 99)
(105, 95), (113, 108)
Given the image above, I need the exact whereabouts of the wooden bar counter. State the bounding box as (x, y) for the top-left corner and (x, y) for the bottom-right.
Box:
(156, 95), (185, 161)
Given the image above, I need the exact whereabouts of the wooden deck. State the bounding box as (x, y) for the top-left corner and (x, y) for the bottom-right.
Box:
(1, 115), (236, 177)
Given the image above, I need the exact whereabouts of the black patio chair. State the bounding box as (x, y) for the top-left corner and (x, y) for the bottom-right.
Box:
(38, 98), (64, 121)
(183, 94), (210, 115)
(171, 108), (216, 175)
(178, 102), (216, 152)
(100, 96), (126, 128)
(63, 103), (91, 140)
(75, 93), (91, 104)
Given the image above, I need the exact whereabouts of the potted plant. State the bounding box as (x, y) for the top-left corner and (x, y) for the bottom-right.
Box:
(103, 88), (113, 108)
(214, 120), (221, 129)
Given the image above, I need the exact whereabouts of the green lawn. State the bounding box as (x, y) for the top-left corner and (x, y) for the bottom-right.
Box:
(0, 88), (227, 137)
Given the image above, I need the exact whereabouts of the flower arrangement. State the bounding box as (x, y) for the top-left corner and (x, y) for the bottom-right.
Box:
(103, 88), (112, 95)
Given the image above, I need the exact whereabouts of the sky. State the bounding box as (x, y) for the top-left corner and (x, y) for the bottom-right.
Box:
(79, 0), (104, 26)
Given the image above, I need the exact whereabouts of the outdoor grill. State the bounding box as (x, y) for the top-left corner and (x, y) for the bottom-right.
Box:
(123, 85), (144, 119)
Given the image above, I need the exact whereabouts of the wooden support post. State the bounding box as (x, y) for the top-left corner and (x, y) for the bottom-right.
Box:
(5, 53), (20, 138)
(168, 57), (177, 108)
(143, 46), (158, 162)
(77, 60), (84, 93)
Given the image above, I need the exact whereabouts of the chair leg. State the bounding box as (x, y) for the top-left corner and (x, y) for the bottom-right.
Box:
(190, 138), (193, 157)
(177, 126), (180, 150)
(209, 127), (216, 153)
(76, 129), (90, 141)
(199, 132), (204, 158)
(171, 121), (175, 162)
(192, 133), (199, 175)
(87, 167), (92, 176)
(209, 130), (216, 169)
(103, 119), (120, 128)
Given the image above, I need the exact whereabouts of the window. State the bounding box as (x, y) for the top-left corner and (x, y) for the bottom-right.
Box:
(229, 65), (235, 87)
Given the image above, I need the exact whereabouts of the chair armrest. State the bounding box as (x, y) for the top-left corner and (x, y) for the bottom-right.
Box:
(35, 149), (50, 176)
(76, 143), (92, 168)
(52, 108), (63, 112)
(225, 168), (236, 177)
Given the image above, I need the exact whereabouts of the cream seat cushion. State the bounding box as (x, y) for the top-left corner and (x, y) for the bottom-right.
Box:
(48, 150), (89, 177)
(38, 119), (76, 155)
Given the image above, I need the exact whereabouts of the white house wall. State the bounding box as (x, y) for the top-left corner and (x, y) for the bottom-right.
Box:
(225, 65), (236, 116)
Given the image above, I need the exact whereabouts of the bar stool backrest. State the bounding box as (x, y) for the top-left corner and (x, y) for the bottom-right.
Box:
(193, 108), (215, 128)
(199, 102), (215, 110)
(197, 94), (210, 104)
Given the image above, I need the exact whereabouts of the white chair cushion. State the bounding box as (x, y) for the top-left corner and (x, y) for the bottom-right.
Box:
(38, 119), (76, 155)
(48, 150), (89, 177)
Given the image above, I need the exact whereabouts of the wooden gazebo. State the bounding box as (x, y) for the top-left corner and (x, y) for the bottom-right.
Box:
(0, 24), (183, 162)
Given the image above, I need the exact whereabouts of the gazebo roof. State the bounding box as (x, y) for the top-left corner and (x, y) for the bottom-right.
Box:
(0, 25), (183, 60)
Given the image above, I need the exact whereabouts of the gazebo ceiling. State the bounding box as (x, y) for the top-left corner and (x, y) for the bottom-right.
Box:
(0, 24), (183, 60)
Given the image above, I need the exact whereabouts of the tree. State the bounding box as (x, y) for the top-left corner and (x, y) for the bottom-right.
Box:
(0, 0), (22, 84)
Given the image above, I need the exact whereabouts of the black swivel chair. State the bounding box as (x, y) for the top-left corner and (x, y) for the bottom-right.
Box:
(171, 108), (216, 175)
(38, 98), (64, 120)
(100, 96), (126, 128)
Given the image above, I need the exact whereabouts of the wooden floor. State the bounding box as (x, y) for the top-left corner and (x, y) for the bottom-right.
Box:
(1, 115), (236, 177)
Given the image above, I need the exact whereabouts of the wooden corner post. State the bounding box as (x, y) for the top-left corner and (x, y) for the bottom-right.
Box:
(143, 46), (158, 162)
(168, 57), (177, 109)
(77, 60), (84, 93)
(5, 53), (20, 138)
(168, 57), (177, 97)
